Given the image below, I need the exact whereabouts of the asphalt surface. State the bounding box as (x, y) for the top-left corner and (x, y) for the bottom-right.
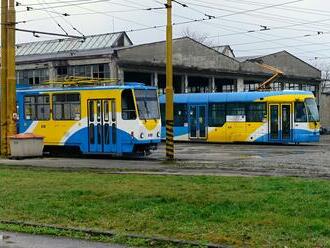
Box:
(0, 136), (329, 178)
(0, 232), (124, 248)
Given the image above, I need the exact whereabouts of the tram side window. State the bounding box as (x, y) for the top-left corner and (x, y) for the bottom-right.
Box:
(121, 89), (137, 120)
(174, 104), (187, 126)
(160, 103), (165, 126)
(226, 103), (245, 115)
(53, 93), (80, 120)
(246, 103), (266, 122)
(208, 103), (226, 127)
(24, 95), (50, 120)
(295, 102), (307, 122)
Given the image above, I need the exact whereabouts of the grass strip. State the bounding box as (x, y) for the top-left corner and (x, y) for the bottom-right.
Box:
(0, 166), (329, 247)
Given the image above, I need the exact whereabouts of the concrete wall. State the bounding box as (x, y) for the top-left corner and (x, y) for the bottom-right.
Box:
(117, 37), (240, 73)
(320, 93), (330, 129)
(256, 51), (321, 79)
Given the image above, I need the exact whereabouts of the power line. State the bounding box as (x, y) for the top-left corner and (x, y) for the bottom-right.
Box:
(14, 28), (84, 39)
(70, 2), (166, 33)
(229, 32), (330, 47)
(236, 40), (330, 52)
(39, 0), (85, 37)
(36, 0), (69, 36)
(189, 0), (330, 31)
(17, 0), (103, 6)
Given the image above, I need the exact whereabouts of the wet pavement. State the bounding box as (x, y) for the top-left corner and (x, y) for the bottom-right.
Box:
(0, 231), (124, 248)
(0, 136), (329, 178)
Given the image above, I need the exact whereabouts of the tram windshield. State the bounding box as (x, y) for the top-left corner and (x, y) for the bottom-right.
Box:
(305, 98), (320, 122)
(135, 89), (160, 120)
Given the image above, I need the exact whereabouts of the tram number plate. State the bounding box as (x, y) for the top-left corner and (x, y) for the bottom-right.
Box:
(148, 133), (153, 138)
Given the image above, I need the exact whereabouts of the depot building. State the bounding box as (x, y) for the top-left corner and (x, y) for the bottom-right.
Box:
(11, 31), (322, 108)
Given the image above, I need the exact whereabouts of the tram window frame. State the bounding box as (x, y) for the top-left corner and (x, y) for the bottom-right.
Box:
(24, 95), (50, 121)
(174, 103), (188, 127)
(246, 103), (266, 122)
(52, 93), (81, 121)
(294, 101), (307, 122)
(208, 103), (226, 127)
(121, 89), (137, 120)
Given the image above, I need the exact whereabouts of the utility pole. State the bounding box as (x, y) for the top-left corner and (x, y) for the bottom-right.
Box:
(1, 0), (16, 156)
(165, 0), (174, 160)
(7, 0), (17, 141)
(1, 0), (8, 156)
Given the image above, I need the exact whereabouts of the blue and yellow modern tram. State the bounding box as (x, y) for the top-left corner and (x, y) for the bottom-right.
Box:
(17, 83), (161, 155)
(160, 90), (320, 144)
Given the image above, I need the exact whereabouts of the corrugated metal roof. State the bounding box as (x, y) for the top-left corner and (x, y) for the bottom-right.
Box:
(14, 32), (129, 56)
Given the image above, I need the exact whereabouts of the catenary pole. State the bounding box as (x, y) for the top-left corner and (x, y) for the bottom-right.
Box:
(165, 0), (174, 160)
(1, 0), (8, 156)
(7, 0), (17, 148)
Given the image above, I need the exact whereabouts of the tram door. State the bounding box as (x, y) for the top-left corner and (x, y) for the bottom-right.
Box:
(269, 103), (292, 141)
(88, 99), (117, 153)
(189, 105), (207, 140)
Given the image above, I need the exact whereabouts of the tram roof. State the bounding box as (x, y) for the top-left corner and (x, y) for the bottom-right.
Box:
(16, 82), (157, 93)
(159, 90), (314, 104)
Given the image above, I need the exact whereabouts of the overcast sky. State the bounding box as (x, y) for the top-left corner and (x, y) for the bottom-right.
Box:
(11, 0), (330, 67)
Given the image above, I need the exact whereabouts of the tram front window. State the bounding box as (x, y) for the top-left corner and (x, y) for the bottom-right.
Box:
(122, 89), (137, 120)
(135, 89), (160, 120)
(295, 102), (307, 122)
(305, 98), (319, 122)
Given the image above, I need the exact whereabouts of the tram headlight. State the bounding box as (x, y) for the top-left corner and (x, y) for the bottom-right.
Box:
(157, 131), (160, 137)
(140, 132), (144, 139)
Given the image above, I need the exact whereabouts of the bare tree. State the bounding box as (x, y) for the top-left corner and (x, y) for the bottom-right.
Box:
(313, 61), (330, 93)
(180, 27), (213, 47)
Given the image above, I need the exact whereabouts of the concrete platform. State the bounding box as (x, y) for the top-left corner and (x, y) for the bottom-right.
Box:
(0, 231), (124, 248)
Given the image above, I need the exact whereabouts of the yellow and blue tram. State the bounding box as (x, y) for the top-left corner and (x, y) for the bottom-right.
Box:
(159, 90), (320, 143)
(17, 83), (161, 155)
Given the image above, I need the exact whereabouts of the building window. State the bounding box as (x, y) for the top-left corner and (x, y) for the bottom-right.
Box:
(222, 83), (235, 92)
(124, 71), (152, 85)
(158, 74), (183, 94)
(187, 76), (209, 93)
(57, 66), (68, 76)
(244, 81), (260, 92)
(92, 64), (110, 79)
(74, 65), (92, 77)
(302, 84), (318, 97)
(271, 82), (282, 91)
(53, 93), (80, 120)
(284, 83), (300, 90)
(214, 78), (235, 92)
(17, 69), (49, 85)
(24, 95), (50, 120)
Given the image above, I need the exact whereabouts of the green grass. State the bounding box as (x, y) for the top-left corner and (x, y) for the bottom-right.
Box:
(0, 166), (329, 247)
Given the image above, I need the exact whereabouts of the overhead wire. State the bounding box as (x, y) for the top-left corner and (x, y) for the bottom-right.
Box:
(36, 0), (69, 36)
(38, 0), (85, 37)
(15, 0), (330, 60)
